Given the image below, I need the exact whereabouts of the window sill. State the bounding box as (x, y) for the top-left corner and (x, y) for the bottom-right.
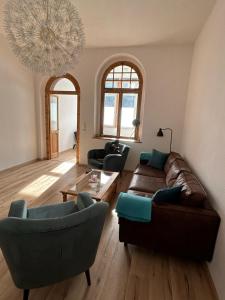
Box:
(93, 135), (142, 143)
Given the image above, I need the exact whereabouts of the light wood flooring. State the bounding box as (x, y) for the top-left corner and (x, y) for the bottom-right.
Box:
(0, 150), (218, 300)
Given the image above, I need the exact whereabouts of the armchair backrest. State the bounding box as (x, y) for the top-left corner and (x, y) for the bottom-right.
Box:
(104, 141), (130, 156)
(104, 141), (130, 171)
(0, 201), (108, 289)
(118, 144), (130, 170)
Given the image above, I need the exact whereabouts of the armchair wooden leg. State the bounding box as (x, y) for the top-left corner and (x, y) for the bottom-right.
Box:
(23, 289), (30, 300)
(124, 242), (128, 247)
(85, 269), (91, 286)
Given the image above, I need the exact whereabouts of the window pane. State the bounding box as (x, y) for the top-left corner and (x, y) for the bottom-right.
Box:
(103, 93), (119, 136)
(122, 72), (131, 80)
(114, 72), (122, 80)
(114, 81), (121, 88)
(120, 93), (138, 138)
(105, 81), (113, 88)
(122, 81), (131, 88)
(123, 65), (131, 72)
(131, 81), (139, 88)
(114, 66), (122, 72)
(50, 96), (58, 131)
(106, 73), (113, 80)
(52, 78), (75, 91)
(131, 72), (139, 80)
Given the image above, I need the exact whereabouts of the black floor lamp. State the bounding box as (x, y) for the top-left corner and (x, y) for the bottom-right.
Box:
(157, 128), (173, 152)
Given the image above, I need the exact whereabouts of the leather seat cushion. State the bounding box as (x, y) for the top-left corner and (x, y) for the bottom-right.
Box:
(88, 158), (103, 169)
(129, 174), (166, 194)
(134, 165), (165, 178)
(166, 160), (192, 186)
(164, 152), (184, 174)
(174, 172), (207, 207)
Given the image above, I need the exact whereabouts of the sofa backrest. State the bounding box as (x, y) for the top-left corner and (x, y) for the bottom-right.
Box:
(164, 152), (184, 173)
(166, 159), (192, 187)
(164, 152), (208, 208)
(174, 172), (207, 208)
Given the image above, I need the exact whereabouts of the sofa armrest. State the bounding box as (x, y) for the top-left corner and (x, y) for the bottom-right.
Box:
(8, 200), (27, 219)
(88, 149), (105, 159)
(152, 203), (220, 260)
(152, 202), (220, 218)
(151, 202), (220, 232)
(103, 154), (122, 172)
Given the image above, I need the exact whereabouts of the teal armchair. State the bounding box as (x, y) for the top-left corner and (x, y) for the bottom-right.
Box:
(0, 193), (108, 300)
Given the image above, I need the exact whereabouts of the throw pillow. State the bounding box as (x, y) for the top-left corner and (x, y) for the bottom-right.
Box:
(140, 152), (152, 164)
(108, 141), (121, 154)
(147, 149), (169, 170)
(153, 186), (182, 204)
(77, 192), (94, 210)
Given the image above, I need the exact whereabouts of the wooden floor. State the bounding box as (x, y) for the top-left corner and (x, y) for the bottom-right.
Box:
(0, 150), (217, 300)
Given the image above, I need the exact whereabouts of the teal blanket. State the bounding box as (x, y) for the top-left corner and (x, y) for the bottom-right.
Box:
(116, 192), (152, 222)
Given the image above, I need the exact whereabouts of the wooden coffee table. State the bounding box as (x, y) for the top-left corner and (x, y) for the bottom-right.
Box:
(60, 169), (119, 202)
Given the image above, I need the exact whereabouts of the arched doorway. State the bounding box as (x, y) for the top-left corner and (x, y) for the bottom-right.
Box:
(45, 73), (80, 162)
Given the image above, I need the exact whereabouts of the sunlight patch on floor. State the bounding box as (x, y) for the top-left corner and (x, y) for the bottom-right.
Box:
(18, 175), (59, 198)
(17, 158), (77, 199)
(50, 161), (75, 175)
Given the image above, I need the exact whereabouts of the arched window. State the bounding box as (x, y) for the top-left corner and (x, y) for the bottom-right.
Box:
(100, 61), (143, 141)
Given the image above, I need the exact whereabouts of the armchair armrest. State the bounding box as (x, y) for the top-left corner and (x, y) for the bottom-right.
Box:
(8, 200), (27, 219)
(77, 192), (95, 210)
(88, 149), (105, 159)
(103, 154), (122, 172)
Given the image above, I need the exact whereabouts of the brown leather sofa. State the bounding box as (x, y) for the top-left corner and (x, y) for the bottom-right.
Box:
(118, 152), (220, 261)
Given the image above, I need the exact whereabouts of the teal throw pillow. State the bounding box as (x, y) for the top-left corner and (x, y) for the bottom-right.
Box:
(140, 152), (152, 164)
(153, 186), (182, 204)
(147, 149), (169, 170)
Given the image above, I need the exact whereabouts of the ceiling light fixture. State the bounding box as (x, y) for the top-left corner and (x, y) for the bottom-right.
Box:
(4, 0), (85, 75)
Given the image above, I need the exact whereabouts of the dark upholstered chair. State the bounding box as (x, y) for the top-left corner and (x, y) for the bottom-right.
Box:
(0, 193), (108, 300)
(88, 141), (130, 172)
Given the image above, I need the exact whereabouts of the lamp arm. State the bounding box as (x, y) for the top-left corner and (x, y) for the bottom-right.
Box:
(161, 128), (173, 152)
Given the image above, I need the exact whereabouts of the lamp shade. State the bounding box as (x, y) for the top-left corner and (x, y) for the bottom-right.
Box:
(132, 119), (141, 127)
(157, 128), (164, 137)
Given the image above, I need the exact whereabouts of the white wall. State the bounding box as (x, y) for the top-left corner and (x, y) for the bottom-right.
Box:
(0, 34), (37, 171)
(181, 1), (225, 298)
(36, 45), (193, 169)
(58, 95), (77, 152)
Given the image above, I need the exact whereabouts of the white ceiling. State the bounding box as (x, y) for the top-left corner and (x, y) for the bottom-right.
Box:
(75, 0), (215, 47)
(0, 0), (215, 48)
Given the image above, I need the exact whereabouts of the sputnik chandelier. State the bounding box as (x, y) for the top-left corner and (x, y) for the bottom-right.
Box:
(4, 0), (85, 75)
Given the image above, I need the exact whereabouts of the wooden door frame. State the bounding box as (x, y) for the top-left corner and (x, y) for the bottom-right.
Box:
(45, 73), (80, 162)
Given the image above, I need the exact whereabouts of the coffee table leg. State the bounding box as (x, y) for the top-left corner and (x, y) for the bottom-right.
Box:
(62, 192), (68, 202)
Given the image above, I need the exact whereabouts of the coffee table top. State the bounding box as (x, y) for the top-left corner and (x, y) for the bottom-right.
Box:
(61, 169), (119, 201)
